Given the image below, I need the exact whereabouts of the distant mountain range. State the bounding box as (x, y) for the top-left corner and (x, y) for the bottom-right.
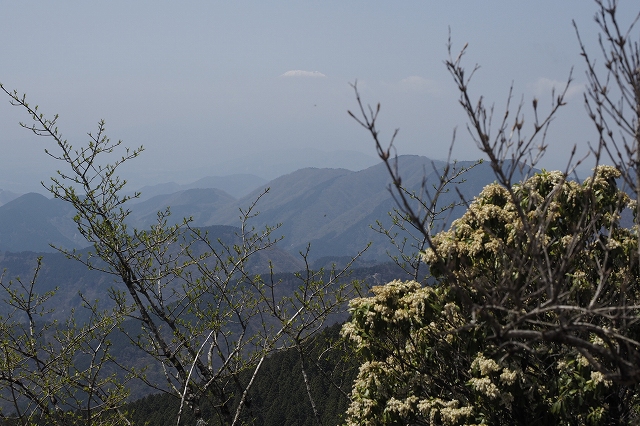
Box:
(127, 155), (496, 261)
(0, 155), (500, 261)
(130, 174), (269, 201)
(162, 147), (381, 183)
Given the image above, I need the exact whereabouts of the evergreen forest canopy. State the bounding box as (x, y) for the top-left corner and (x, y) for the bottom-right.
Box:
(1, 0), (640, 424)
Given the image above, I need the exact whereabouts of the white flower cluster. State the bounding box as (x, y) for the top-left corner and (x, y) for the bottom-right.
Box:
(471, 353), (500, 375)
(469, 377), (500, 399)
(416, 398), (474, 425)
(469, 353), (518, 409)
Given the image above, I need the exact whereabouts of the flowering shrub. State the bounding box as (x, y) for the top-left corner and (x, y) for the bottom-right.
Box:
(342, 167), (640, 424)
(342, 280), (636, 425)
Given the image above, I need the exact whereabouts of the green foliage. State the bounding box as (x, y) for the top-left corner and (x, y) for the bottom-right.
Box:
(0, 258), (131, 425)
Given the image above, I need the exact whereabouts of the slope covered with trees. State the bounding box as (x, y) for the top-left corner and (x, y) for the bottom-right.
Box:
(123, 323), (357, 426)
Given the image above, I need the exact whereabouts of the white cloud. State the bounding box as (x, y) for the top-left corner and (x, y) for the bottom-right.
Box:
(532, 78), (584, 100)
(396, 76), (440, 94)
(280, 70), (327, 78)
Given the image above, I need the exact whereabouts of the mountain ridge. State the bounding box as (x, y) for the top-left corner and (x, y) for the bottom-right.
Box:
(0, 155), (495, 260)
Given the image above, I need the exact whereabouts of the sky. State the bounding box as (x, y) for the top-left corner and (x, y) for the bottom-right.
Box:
(1, 1), (638, 193)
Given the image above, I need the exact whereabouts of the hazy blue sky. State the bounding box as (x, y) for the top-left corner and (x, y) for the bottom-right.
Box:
(1, 1), (637, 192)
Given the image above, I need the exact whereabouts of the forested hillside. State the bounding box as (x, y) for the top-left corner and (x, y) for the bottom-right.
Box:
(123, 324), (357, 426)
(0, 225), (306, 323)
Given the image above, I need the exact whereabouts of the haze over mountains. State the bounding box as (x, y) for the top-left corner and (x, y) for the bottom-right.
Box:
(0, 147), (380, 195)
(0, 189), (20, 205)
(0, 155), (496, 261)
(132, 174), (268, 201)
(193, 147), (380, 182)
